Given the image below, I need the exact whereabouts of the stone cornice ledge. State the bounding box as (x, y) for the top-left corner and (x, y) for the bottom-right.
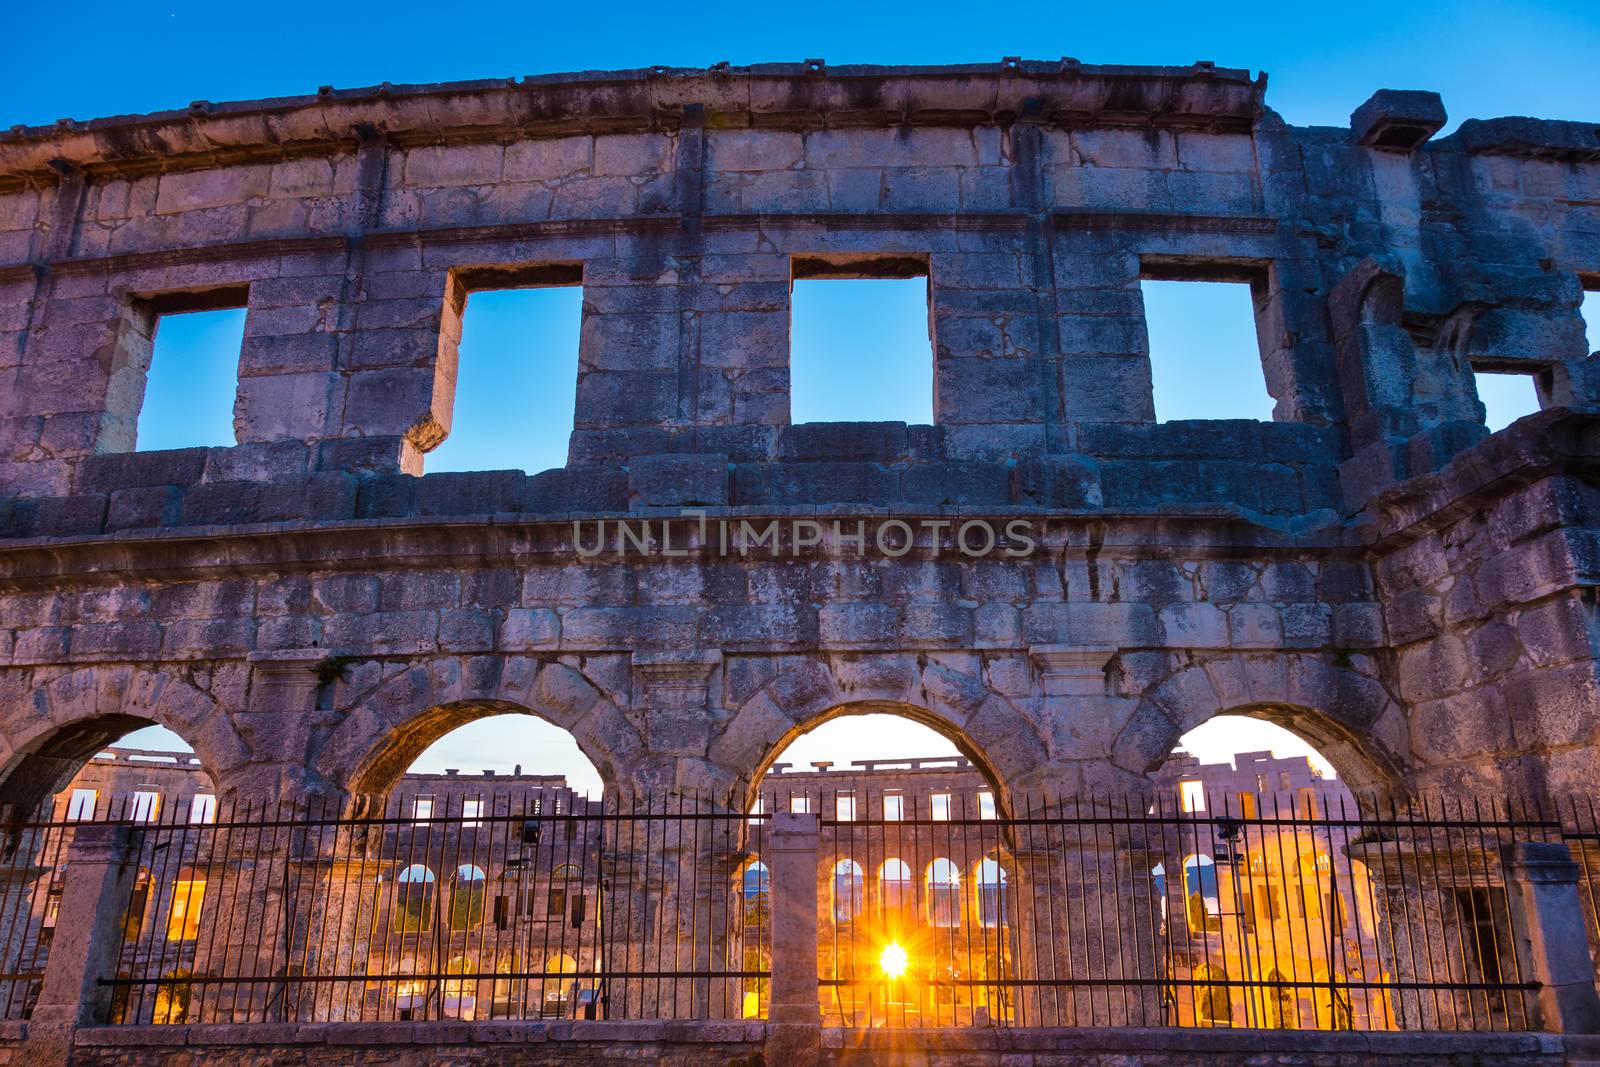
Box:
(0, 60), (1264, 186)
(0, 506), (1360, 588)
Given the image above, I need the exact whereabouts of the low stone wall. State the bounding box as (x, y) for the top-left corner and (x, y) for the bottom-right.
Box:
(0, 1021), (1573, 1066)
(44, 1020), (766, 1066)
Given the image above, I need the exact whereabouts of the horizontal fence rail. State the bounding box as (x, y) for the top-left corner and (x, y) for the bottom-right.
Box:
(81, 792), (769, 1025)
(784, 786), (1571, 1032)
(4, 786), (1600, 1033)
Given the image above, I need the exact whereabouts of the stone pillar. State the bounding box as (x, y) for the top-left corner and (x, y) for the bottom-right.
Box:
(1501, 841), (1600, 1034)
(191, 650), (339, 1023)
(627, 651), (732, 1020)
(765, 812), (819, 1066)
(1009, 845), (1059, 1026)
(23, 824), (136, 1067)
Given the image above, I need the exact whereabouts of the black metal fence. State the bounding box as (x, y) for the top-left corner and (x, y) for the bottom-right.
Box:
(799, 787), (1568, 1032)
(93, 792), (769, 1024)
(0, 811), (71, 1020)
(7, 786), (1600, 1032)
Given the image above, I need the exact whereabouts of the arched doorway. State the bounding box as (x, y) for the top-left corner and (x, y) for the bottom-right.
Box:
(323, 709), (607, 1022)
(1, 717), (220, 823)
(344, 703), (609, 804)
(748, 705), (1017, 1029)
(0, 694), (222, 1025)
(1151, 715), (1390, 1032)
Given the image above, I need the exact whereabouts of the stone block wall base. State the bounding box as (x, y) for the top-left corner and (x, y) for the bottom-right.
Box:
(6, 1020), (69, 1067)
(765, 1022), (822, 1067)
(3, 1022), (1578, 1066)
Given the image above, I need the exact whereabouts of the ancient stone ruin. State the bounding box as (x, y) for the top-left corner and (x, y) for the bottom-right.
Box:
(0, 59), (1598, 1064)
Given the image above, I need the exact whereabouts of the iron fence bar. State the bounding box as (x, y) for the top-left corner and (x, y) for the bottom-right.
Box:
(102, 969), (772, 985)
(818, 816), (1562, 831)
(815, 977), (1540, 991)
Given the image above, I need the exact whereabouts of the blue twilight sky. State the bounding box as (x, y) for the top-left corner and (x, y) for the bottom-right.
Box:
(44, 0), (1599, 783)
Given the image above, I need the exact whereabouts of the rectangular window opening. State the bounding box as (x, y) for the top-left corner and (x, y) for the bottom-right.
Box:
(835, 793), (856, 822)
(166, 879), (206, 942)
(882, 793), (904, 822)
(1179, 780), (1207, 813)
(1140, 272), (1273, 423)
(427, 268), (582, 476)
(1473, 367), (1543, 433)
(930, 792), (952, 821)
(189, 794), (216, 824)
(135, 290), (248, 453)
(130, 790), (161, 823)
(66, 788), (98, 821)
(790, 256), (932, 425)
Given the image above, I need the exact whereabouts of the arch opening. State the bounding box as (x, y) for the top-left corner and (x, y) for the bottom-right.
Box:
(1, 716), (216, 825)
(348, 702), (607, 805)
(745, 703), (1011, 821)
(1153, 707), (1402, 809)
(1150, 715), (1394, 1031)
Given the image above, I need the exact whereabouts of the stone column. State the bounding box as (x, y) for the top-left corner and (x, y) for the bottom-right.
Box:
(1501, 841), (1600, 1033)
(765, 812), (819, 1067)
(23, 824), (137, 1067)
(286, 832), (384, 1023)
(197, 650), (341, 1023)
(622, 650), (732, 1020)
(1023, 647), (1166, 1027)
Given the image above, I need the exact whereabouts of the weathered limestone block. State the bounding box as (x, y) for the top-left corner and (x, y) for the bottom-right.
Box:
(1350, 89), (1448, 151)
(626, 453), (728, 507)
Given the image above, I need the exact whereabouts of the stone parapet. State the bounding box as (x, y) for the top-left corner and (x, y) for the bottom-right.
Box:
(21, 1020), (1568, 1066)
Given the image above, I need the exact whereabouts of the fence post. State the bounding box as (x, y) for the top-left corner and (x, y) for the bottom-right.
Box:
(765, 812), (819, 1064)
(24, 823), (137, 1064)
(1501, 841), (1600, 1033)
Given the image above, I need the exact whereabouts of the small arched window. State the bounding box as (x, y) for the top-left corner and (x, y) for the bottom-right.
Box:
(393, 864), (437, 933)
(976, 857), (1009, 928)
(542, 952), (578, 1015)
(1183, 855), (1221, 933)
(124, 867), (152, 942)
(394, 955), (433, 1018)
(927, 858), (962, 929)
(741, 860), (770, 927)
(832, 859), (864, 924)
(548, 863), (581, 920)
(491, 955), (520, 1012)
(449, 864), (487, 931)
(442, 954), (478, 1019)
(879, 859), (912, 920)
(164, 869), (207, 942)
(1195, 963), (1232, 1025)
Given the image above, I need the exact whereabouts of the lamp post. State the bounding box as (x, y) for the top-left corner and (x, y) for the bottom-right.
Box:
(1214, 816), (1256, 1029)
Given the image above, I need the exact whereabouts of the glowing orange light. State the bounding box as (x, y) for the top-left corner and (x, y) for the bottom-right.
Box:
(879, 942), (909, 980)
